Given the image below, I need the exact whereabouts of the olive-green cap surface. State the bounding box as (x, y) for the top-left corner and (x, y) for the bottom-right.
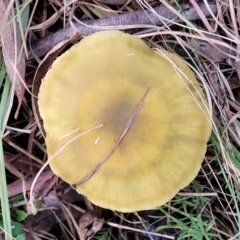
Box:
(38, 30), (211, 212)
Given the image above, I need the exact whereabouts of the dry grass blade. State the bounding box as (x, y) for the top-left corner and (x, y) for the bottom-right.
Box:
(97, 0), (128, 5)
(0, 0), (25, 119)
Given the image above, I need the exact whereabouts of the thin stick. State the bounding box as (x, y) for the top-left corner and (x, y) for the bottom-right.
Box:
(106, 221), (174, 240)
(76, 85), (150, 186)
(27, 2), (217, 59)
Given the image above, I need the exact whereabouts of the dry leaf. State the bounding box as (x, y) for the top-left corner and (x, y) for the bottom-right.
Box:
(0, 0), (26, 118)
(189, 33), (240, 82)
(189, 38), (232, 62)
(42, 190), (61, 209)
(228, 75), (240, 90)
(228, 59), (240, 82)
(78, 212), (104, 240)
(234, 61), (240, 81)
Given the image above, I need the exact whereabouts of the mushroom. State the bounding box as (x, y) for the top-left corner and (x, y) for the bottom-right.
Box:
(38, 30), (211, 212)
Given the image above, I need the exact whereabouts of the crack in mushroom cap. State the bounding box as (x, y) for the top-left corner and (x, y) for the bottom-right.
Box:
(38, 30), (212, 212)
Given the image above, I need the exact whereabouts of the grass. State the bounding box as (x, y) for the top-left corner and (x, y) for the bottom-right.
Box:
(0, 62), (12, 240)
(0, 0), (240, 239)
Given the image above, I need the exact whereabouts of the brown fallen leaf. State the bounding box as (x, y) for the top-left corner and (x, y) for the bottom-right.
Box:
(228, 58), (240, 82)
(189, 38), (233, 62)
(0, 1), (26, 118)
(78, 212), (104, 240)
(42, 190), (61, 209)
(228, 75), (240, 90)
(188, 31), (240, 80)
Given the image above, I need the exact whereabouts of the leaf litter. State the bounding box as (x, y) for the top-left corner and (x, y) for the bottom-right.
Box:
(0, 0), (26, 119)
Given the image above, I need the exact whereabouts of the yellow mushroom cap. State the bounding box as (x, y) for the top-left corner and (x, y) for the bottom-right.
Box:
(38, 30), (211, 212)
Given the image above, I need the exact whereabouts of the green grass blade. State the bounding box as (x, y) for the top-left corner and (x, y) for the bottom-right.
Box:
(0, 62), (12, 240)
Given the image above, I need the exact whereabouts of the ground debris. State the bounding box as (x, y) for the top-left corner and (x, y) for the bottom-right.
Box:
(78, 212), (104, 240)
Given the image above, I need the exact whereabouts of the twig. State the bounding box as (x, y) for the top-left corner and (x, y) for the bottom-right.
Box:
(7, 170), (54, 198)
(28, 1), (217, 60)
(106, 221), (175, 240)
(3, 137), (44, 165)
(76, 85), (150, 187)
